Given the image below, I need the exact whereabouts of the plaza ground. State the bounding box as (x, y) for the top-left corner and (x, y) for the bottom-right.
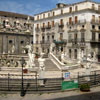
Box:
(0, 85), (100, 100)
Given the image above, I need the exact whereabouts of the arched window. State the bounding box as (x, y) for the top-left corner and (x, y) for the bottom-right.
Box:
(69, 7), (72, 13)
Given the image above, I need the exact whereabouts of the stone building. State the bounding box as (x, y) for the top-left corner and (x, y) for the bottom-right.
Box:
(33, 0), (100, 62)
(0, 11), (34, 54)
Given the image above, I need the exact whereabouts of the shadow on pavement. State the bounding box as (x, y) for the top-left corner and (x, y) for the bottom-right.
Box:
(20, 83), (30, 97)
(47, 91), (100, 100)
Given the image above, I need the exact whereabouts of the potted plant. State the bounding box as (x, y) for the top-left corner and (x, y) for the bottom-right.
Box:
(35, 53), (40, 59)
(80, 83), (90, 92)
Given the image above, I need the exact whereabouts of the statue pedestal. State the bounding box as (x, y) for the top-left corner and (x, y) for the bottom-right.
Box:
(38, 58), (45, 86)
(38, 70), (45, 86)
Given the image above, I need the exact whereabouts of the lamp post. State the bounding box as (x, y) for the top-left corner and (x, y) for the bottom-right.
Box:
(21, 57), (25, 96)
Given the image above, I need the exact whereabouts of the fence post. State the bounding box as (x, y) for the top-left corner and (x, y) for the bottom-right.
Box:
(62, 70), (63, 81)
(94, 71), (96, 85)
(78, 72), (79, 88)
(8, 73), (10, 91)
(35, 72), (38, 91)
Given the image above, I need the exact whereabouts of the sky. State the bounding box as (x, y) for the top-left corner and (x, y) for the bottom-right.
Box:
(0, 0), (100, 16)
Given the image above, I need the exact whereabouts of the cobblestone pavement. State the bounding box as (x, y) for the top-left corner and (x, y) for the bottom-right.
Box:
(0, 86), (100, 100)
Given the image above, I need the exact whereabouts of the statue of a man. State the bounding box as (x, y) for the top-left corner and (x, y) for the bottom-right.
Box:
(25, 44), (35, 68)
(12, 45), (15, 54)
(38, 53), (45, 71)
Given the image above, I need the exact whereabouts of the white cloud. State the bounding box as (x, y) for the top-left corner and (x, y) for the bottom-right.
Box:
(0, 1), (43, 16)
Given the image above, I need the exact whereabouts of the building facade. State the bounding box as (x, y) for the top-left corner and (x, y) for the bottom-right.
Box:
(0, 11), (34, 54)
(33, 0), (100, 62)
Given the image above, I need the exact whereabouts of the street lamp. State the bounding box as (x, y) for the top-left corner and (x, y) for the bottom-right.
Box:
(20, 57), (25, 96)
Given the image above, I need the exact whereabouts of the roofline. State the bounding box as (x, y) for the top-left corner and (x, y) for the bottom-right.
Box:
(34, 0), (100, 16)
(0, 11), (34, 20)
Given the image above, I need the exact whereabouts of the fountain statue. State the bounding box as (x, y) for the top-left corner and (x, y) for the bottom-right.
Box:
(38, 53), (45, 72)
(61, 52), (65, 63)
(77, 49), (82, 64)
(11, 45), (15, 54)
(25, 44), (35, 68)
(38, 53), (45, 85)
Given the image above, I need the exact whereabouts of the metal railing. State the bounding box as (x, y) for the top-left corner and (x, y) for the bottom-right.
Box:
(78, 70), (100, 87)
(0, 73), (62, 93)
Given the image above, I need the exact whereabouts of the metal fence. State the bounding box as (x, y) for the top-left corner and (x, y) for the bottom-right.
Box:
(78, 70), (100, 87)
(0, 74), (62, 93)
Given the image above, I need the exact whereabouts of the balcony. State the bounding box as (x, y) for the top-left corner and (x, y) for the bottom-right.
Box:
(41, 27), (45, 32)
(77, 20), (86, 24)
(46, 25), (51, 29)
(68, 38), (85, 43)
(35, 27), (40, 32)
(40, 40), (50, 47)
(72, 43), (86, 48)
(58, 28), (64, 33)
(58, 23), (64, 28)
(90, 39), (100, 44)
(67, 20), (86, 26)
(53, 39), (67, 45)
(91, 20), (100, 25)
(40, 40), (50, 44)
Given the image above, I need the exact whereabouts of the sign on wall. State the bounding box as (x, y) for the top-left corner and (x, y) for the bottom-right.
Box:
(64, 72), (70, 79)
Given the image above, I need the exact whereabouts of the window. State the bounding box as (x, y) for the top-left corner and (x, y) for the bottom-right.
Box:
(61, 9), (63, 14)
(74, 49), (77, 59)
(52, 21), (55, 27)
(24, 23), (26, 26)
(42, 36), (45, 41)
(47, 35), (50, 41)
(92, 4), (95, 9)
(69, 34), (72, 41)
(69, 7), (72, 13)
(43, 23), (45, 28)
(92, 15), (95, 22)
(74, 33), (77, 39)
(42, 47), (44, 52)
(69, 49), (71, 58)
(14, 22), (16, 26)
(37, 24), (39, 28)
(98, 26), (100, 30)
(81, 33), (85, 41)
(99, 34), (100, 41)
(48, 13), (50, 17)
(9, 40), (12, 44)
(20, 41), (24, 44)
(43, 14), (45, 18)
(92, 25), (95, 29)
(75, 6), (78, 11)
(60, 19), (63, 25)
(3, 21), (5, 27)
(31, 41), (33, 44)
(92, 32), (95, 41)
(74, 33), (77, 44)
(60, 33), (63, 40)
(69, 17), (72, 24)
(53, 12), (55, 16)
(37, 16), (39, 20)
(98, 5), (100, 11)
(99, 16), (100, 23)
(52, 35), (54, 40)
(82, 25), (84, 28)
(48, 22), (50, 27)
(75, 16), (78, 24)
